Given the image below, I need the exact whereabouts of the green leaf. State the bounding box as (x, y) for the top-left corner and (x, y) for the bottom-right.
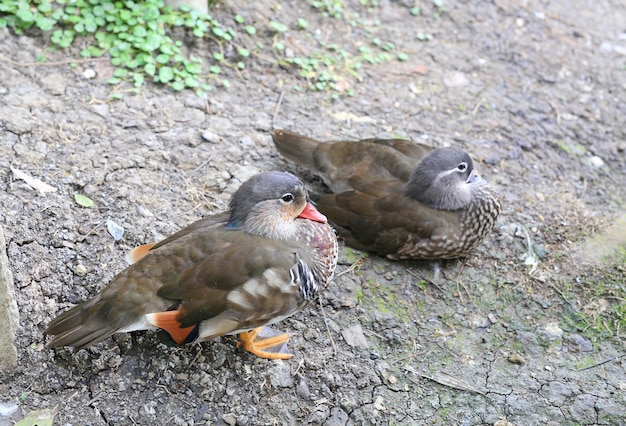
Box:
(209, 65), (221, 74)
(133, 73), (145, 87)
(133, 26), (146, 38)
(269, 20), (288, 32)
(144, 62), (156, 76)
(237, 47), (249, 57)
(184, 76), (199, 88)
(212, 27), (225, 38)
(245, 25), (256, 35)
(158, 66), (174, 82)
(84, 21), (98, 32)
(113, 68), (128, 77)
(235, 14), (245, 24)
(170, 79), (185, 91)
(155, 53), (170, 64)
(74, 194), (94, 208)
(185, 62), (201, 74)
(36, 17), (55, 31)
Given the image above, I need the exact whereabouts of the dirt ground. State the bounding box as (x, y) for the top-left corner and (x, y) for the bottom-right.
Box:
(1, 0), (625, 424)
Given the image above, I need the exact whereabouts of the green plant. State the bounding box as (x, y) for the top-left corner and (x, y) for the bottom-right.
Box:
(0, 0), (414, 97)
(0, 0), (240, 95)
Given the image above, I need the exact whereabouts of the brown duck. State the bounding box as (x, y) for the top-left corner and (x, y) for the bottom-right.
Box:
(272, 129), (501, 260)
(46, 172), (338, 359)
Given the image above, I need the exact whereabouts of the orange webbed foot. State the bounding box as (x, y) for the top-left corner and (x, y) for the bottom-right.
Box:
(237, 327), (293, 360)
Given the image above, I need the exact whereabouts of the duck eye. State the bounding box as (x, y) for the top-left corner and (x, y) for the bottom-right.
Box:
(457, 162), (468, 172)
(281, 193), (295, 203)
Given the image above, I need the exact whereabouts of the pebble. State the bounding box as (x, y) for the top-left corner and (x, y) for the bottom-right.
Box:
(508, 353), (526, 365)
(468, 314), (491, 328)
(267, 361), (294, 388)
(222, 413), (237, 426)
(325, 407), (350, 426)
(201, 130), (222, 143)
(442, 71), (469, 88)
(75, 264), (87, 277)
(539, 322), (563, 341)
(588, 156), (605, 168)
(106, 219), (125, 241)
(0, 226), (19, 371)
(566, 334), (593, 352)
(341, 324), (369, 349)
(0, 401), (18, 416)
(137, 206), (154, 217)
(83, 69), (96, 79)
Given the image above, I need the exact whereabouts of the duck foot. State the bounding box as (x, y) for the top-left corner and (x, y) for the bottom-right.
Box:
(237, 327), (293, 360)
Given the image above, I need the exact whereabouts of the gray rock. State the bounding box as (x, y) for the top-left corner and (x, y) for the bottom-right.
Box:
(538, 322), (563, 341)
(0, 226), (19, 371)
(565, 334), (593, 352)
(268, 360), (294, 388)
(341, 324), (369, 349)
(325, 407), (351, 426)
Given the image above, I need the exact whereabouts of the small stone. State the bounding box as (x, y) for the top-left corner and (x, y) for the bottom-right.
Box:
(106, 219), (124, 241)
(373, 395), (385, 411)
(508, 353), (526, 365)
(296, 377), (311, 400)
(0, 401), (19, 416)
(325, 407), (350, 426)
(239, 136), (254, 147)
(538, 322), (563, 341)
(0, 226), (19, 372)
(201, 130), (222, 143)
(341, 324), (369, 349)
(443, 71), (469, 88)
(75, 264), (87, 277)
(468, 314), (491, 328)
(137, 206), (154, 217)
(599, 42), (613, 52)
(588, 156), (605, 168)
(566, 334), (593, 352)
(82, 69), (96, 79)
(267, 361), (294, 388)
(222, 413), (237, 426)
(488, 313), (498, 324)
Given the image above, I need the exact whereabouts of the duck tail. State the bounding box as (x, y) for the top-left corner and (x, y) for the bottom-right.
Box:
(272, 129), (320, 170)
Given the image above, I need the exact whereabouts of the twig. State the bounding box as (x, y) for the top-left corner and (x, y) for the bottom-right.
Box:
(189, 154), (215, 174)
(334, 258), (365, 278)
(575, 353), (626, 372)
(272, 89), (285, 124)
(405, 370), (488, 396)
(1, 55), (109, 67)
(78, 221), (105, 242)
(318, 296), (337, 355)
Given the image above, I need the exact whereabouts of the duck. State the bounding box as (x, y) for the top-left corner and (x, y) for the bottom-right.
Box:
(272, 129), (501, 260)
(45, 171), (338, 359)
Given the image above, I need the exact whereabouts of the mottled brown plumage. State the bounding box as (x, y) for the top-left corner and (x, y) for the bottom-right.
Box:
(46, 172), (338, 359)
(272, 129), (501, 260)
